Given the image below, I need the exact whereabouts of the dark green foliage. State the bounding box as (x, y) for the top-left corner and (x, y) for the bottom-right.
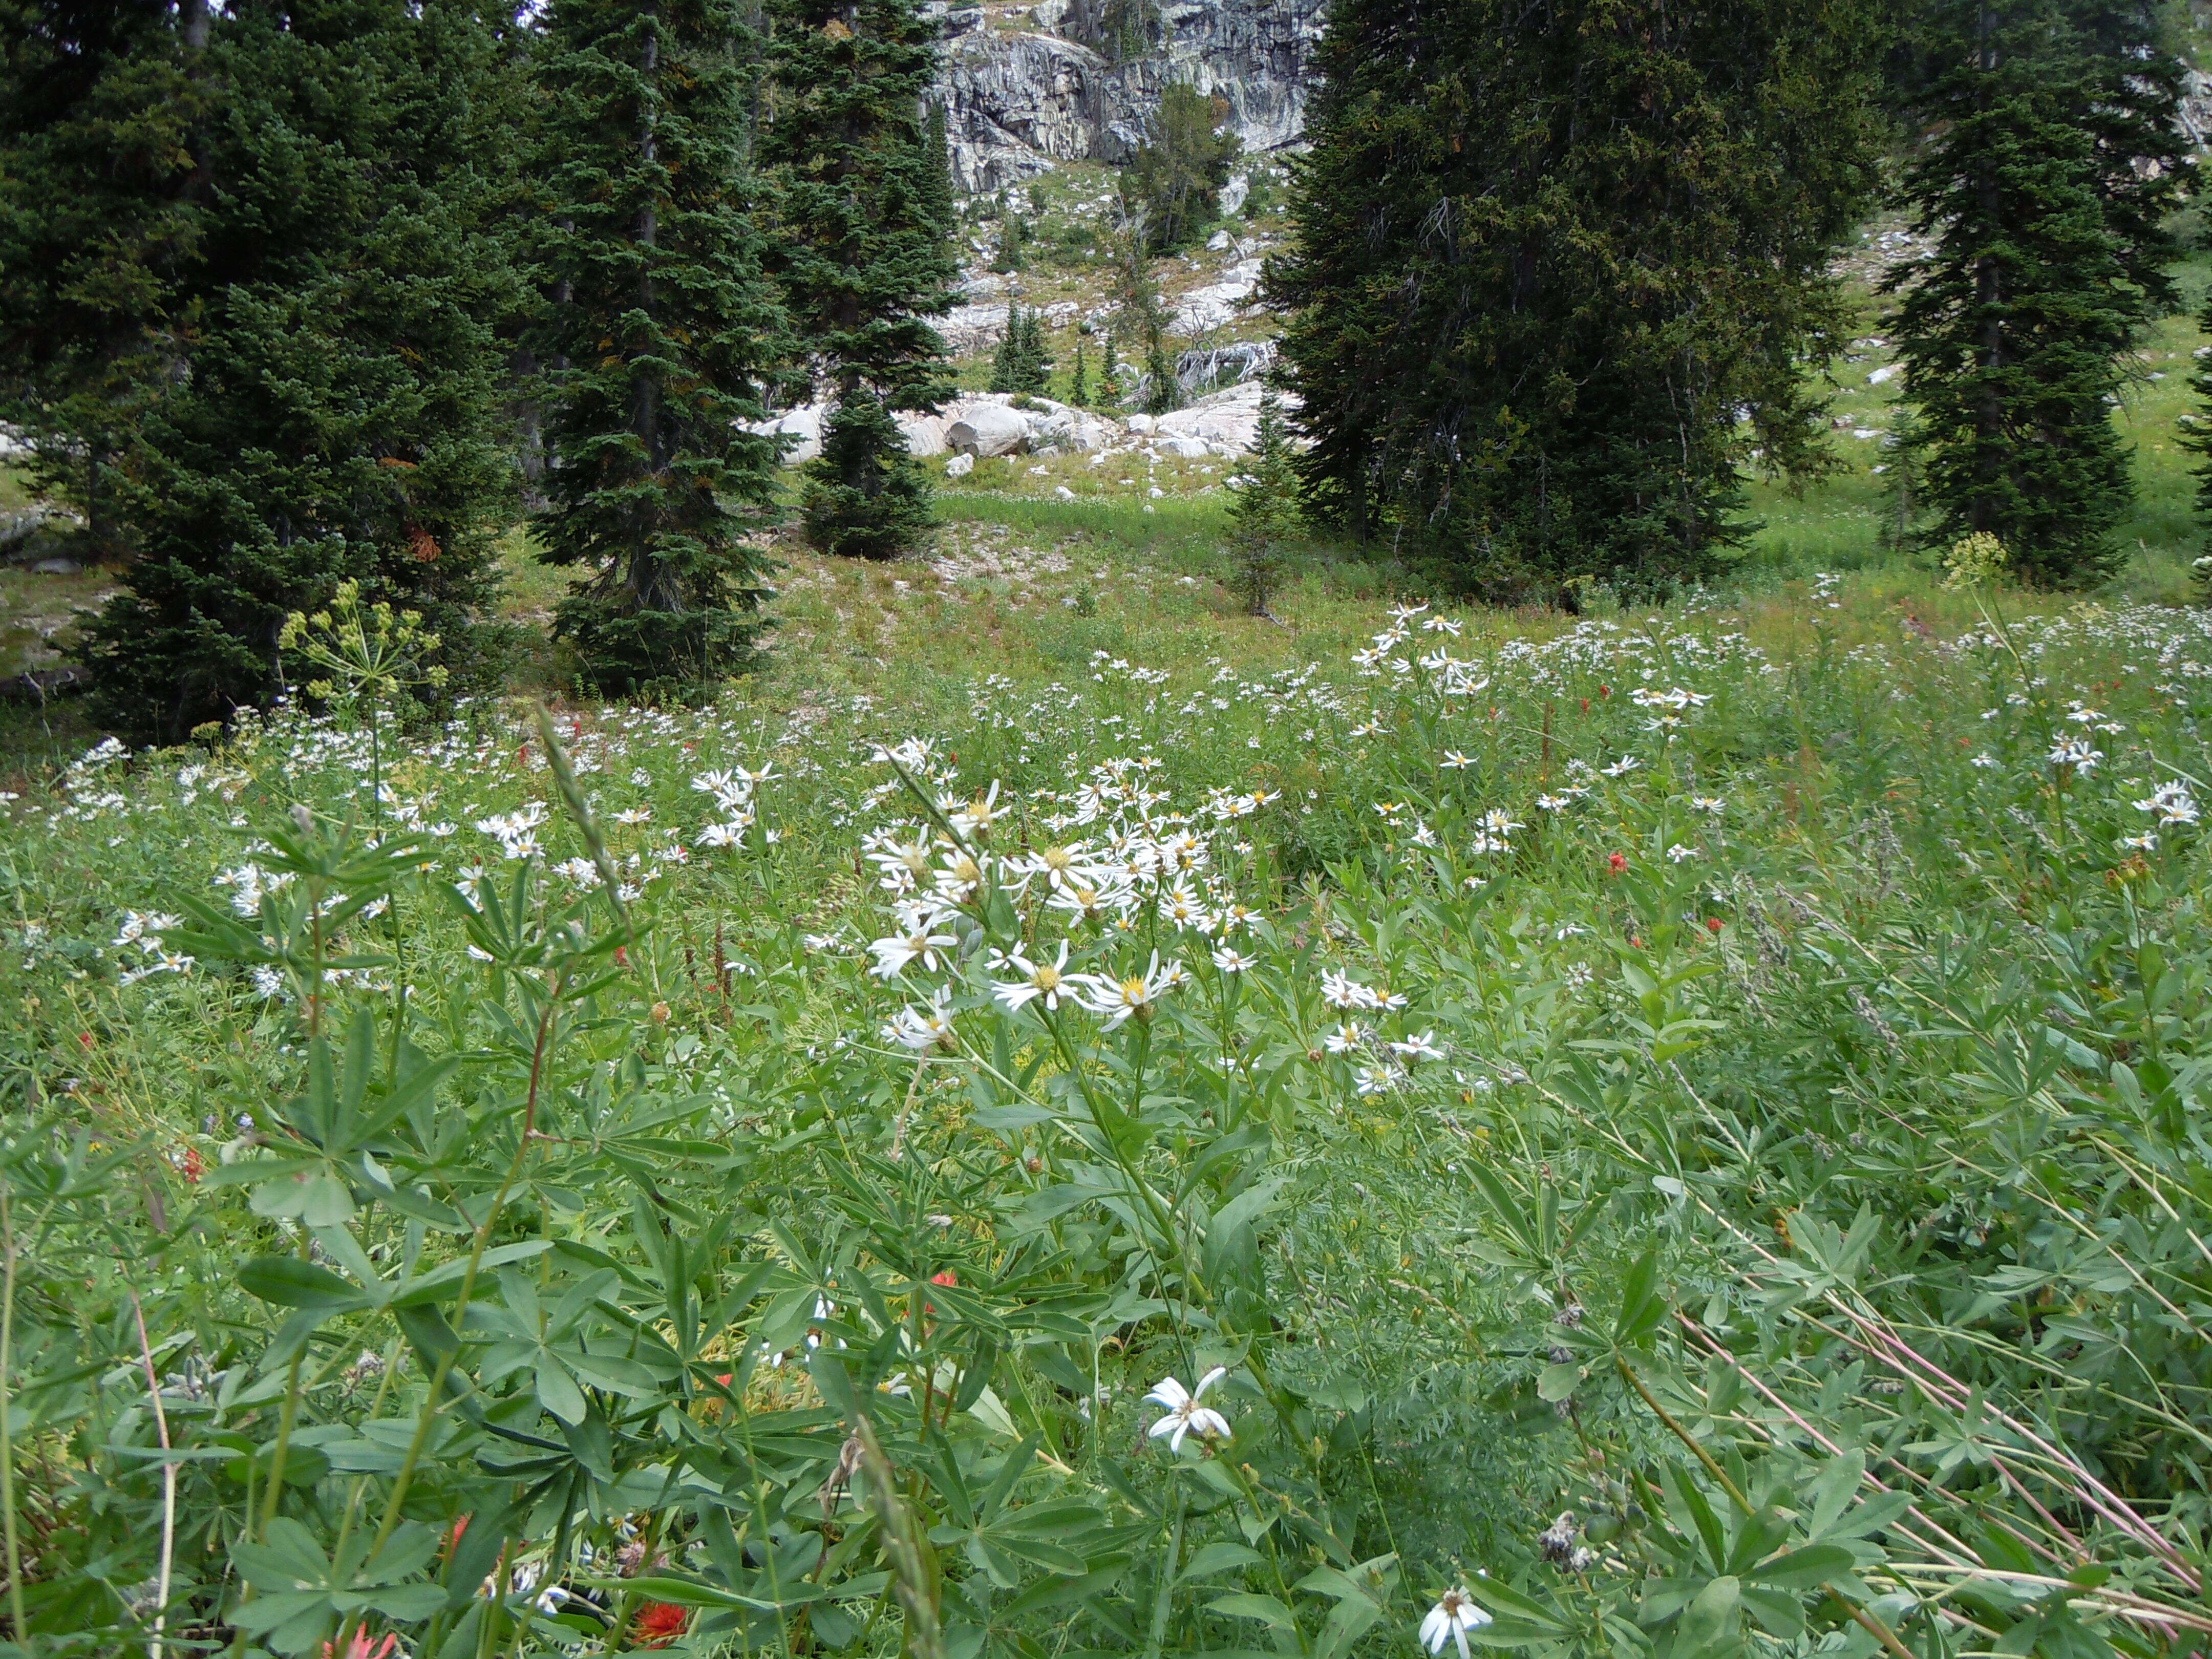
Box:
(1272, 0), (1881, 601)
(991, 208), (1029, 273)
(1098, 328), (1125, 408)
(1071, 336), (1091, 407)
(0, 0), (206, 564)
(765, 0), (956, 562)
(990, 305), (1053, 395)
(2, 1), (521, 743)
(1228, 386), (1298, 613)
(1142, 333), (1181, 417)
(1105, 218), (1174, 412)
(2190, 290), (2212, 590)
(802, 389), (935, 560)
(920, 101), (956, 238)
(1890, 0), (2182, 589)
(535, 0), (786, 691)
(1096, 0), (1159, 60)
(1121, 81), (1238, 254)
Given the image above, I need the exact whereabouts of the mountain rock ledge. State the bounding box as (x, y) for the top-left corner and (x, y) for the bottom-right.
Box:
(929, 0), (1325, 193)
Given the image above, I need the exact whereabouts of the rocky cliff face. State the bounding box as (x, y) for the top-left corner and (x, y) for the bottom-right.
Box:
(929, 0), (1325, 194)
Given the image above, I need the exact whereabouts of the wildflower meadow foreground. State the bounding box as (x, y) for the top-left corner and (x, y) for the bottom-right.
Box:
(4, 584), (2211, 1659)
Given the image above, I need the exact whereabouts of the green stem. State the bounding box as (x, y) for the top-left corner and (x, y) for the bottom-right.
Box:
(0, 1180), (26, 1641)
(1615, 1352), (1750, 1514)
(364, 977), (561, 1565)
(323, 1338), (404, 1659)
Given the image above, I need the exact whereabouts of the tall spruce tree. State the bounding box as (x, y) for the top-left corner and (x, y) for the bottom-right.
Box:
(1889, 0), (2181, 588)
(535, 0), (788, 690)
(9, 1), (524, 742)
(0, 0), (208, 566)
(1228, 386), (1298, 615)
(765, 0), (956, 562)
(1272, 0), (1882, 601)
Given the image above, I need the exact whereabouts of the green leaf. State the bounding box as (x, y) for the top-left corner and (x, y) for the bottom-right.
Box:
(1610, 1249), (1663, 1347)
(1678, 1575), (1741, 1653)
(239, 1256), (368, 1314)
(1207, 1592), (1299, 1631)
(595, 1573), (830, 1611)
(1181, 1542), (1264, 1582)
(536, 1357), (588, 1425)
(1744, 1544), (1855, 1590)
(1537, 1362), (1581, 1403)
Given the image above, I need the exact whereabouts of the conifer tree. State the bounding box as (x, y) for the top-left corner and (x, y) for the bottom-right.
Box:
(1071, 336), (1091, 407)
(1891, 0), (2181, 588)
(0, 0), (206, 566)
(1099, 328), (1125, 407)
(1121, 81), (1239, 254)
(1143, 334), (1181, 416)
(1273, 0), (1881, 599)
(9, 1), (524, 741)
(919, 101), (956, 235)
(765, 0), (957, 561)
(1107, 211), (1178, 413)
(990, 306), (1052, 395)
(535, 0), (786, 691)
(1228, 387), (1298, 615)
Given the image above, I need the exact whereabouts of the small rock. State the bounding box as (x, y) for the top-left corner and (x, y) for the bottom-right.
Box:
(946, 453), (975, 478)
(1055, 484), (1075, 499)
(31, 557), (81, 575)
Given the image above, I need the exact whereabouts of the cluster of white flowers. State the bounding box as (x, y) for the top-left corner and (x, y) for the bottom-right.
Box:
(861, 745), (1277, 1054)
(2134, 779), (2200, 826)
(115, 910), (192, 986)
(475, 802), (547, 861)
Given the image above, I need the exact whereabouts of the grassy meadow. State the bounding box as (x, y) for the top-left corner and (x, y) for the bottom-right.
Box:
(3, 236), (2212, 1659)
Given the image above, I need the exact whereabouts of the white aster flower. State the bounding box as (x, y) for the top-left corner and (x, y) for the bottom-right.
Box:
(1324, 1021), (1369, 1054)
(1390, 1031), (1445, 1061)
(883, 987), (957, 1052)
(1420, 1588), (1494, 1659)
(1321, 968), (1376, 1010)
(2048, 736), (2100, 773)
(1076, 950), (1181, 1028)
(994, 942), (1072, 1012)
(1210, 946), (1256, 973)
(1144, 1367), (1231, 1452)
(2135, 780), (2199, 824)
(947, 781), (1005, 839)
(869, 917), (958, 980)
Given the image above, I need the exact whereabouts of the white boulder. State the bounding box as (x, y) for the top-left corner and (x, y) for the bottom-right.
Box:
(1170, 258), (1266, 335)
(942, 301), (1011, 354)
(1153, 379), (1301, 456)
(898, 411), (953, 456)
(947, 401), (1032, 458)
(756, 403), (824, 465)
